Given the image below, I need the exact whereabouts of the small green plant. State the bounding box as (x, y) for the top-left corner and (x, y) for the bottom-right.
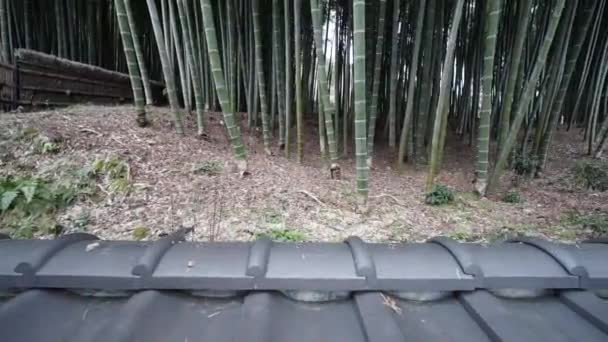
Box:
(1, 176), (76, 213)
(573, 160), (608, 191)
(448, 229), (476, 242)
(19, 127), (39, 140)
(0, 175), (82, 237)
(502, 191), (522, 204)
(512, 152), (538, 177)
(257, 228), (307, 242)
(132, 226), (150, 240)
(562, 211), (608, 237)
(41, 142), (60, 154)
(192, 161), (223, 176)
(425, 185), (454, 206)
(71, 210), (91, 231)
(90, 156), (131, 193)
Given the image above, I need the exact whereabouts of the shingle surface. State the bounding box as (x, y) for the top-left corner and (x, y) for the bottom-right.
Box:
(1, 235), (607, 341)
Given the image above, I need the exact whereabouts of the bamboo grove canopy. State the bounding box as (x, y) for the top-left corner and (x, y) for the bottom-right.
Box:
(1, 0), (608, 201)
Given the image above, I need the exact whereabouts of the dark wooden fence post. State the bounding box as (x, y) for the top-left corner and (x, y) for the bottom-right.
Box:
(13, 54), (20, 110)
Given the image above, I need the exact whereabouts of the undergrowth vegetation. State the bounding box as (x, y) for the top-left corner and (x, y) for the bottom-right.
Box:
(512, 152), (538, 177)
(257, 228), (307, 242)
(425, 185), (455, 206)
(192, 160), (223, 176)
(502, 191), (522, 204)
(561, 210), (608, 238)
(0, 175), (84, 237)
(90, 156), (131, 193)
(573, 160), (608, 192)
(0, 154), (131, 238)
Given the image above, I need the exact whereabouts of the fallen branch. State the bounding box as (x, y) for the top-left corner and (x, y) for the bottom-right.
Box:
(297, 190), (327, 208)
(79, 128), (102, 136)
(369, 194), (406, 206)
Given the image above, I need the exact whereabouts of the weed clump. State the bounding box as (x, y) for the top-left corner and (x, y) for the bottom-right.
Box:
(132, 226), (150, 240)
(257, 228), (307, 242)
(562, 211), (608, 237)
(192, 160), (223, 176)
(573, 160), (608, 191)
(0, 175), (83, 237)
(512, 152), (538, 177)
(425, 185), (454, 206)
(90, 156), (131, 193)
(502, 191), (522, 204)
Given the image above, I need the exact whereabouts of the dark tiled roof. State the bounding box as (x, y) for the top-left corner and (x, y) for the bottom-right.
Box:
(0, 232), (607, 341)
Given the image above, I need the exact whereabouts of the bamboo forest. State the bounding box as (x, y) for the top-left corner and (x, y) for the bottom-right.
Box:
(0, 0), (607, 242)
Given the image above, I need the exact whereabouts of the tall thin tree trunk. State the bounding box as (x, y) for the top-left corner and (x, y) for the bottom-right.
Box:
(497, 0), (533, 152)
(0, 0), (8, 63)
(488, 0), (566, 191)
(24, 0), (32, 50)
(426, 0), (465, 192)
(284, 0), (292, 156)
(200, 0), (247, 171)
(475, 0), (502, 195)
(398, 0), (427, 166)
(115, 0), (148, 127)
(168, 0), (189, 112)
(353, 0), (369, 201)
(252, 0), (272, 154)
(177, 0), (205, 135)
(537, 0), (593, 173)
(295, 0), (304, 163)
(272, 0), (286, 148)
(386, 0), (400, 150)
(124, 0), (154, 106)
(415, 0), (436, 164)
(366, 0), (388, 164)
(311, 0), (339, 172)
(145, 0), (184, 134)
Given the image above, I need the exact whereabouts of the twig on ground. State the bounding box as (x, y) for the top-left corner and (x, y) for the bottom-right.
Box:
(381, 293), (402, 315)
(369, 194), (406, 206)
(297, 190), (328, 208)
(79, 128), (102, 136)
(110, 135), (128, 147)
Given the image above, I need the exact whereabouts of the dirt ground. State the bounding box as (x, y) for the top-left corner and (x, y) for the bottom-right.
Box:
(1, 105), (606, 242)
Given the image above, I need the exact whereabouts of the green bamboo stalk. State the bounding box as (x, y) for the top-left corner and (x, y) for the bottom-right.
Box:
(200, 0), (247, 169)
(272, 0), (286, 148)
(24, 0), (32, 50)
(114, 0), (148, 127)
(537, 0), (593, 173)
(353, 0), (369, 200)
(145, 0), (184, 134)
(386, 0), (400, 149)
(397, 0), (428, 166)
(0, 0), (8, 63)
(475, 0), (502, 195)
(284, 0), (292, 156)
(124, 0), (154, 106)
(311, 0), (339, 171)
(168, 0), (189, 112)
(426, 0), (465, 192)
(415, 0), (436, 164)
(366, 0), (387, 164)
(177, 0), (206, 135)
(497, 0), (533, 153)
(252, 0), (272, 154)
(488, 0), (566, 191)
(295, 0), (304, 163)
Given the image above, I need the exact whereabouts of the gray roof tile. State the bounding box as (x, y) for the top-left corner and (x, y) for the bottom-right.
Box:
(1, 235), (608, 341)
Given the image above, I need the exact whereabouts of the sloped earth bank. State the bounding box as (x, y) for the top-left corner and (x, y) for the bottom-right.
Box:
(1, 105), (606, 242)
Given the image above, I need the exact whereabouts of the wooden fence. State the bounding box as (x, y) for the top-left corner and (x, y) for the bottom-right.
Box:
(1, 49), (164, 112)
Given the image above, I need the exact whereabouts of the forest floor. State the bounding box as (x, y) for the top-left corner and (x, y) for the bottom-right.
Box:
(1, 104), (607, 242)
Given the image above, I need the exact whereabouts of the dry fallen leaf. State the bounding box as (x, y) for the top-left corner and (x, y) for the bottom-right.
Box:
(85, 242), (100, 252)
